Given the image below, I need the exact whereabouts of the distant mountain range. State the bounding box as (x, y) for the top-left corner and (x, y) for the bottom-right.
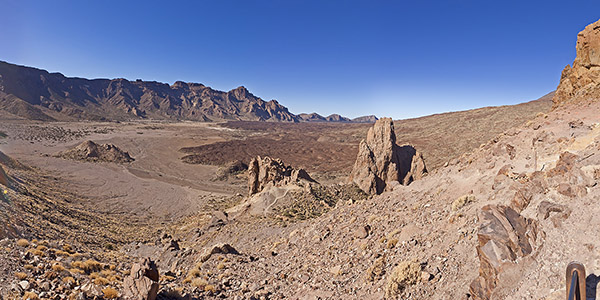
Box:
(0, 61), (376, 123)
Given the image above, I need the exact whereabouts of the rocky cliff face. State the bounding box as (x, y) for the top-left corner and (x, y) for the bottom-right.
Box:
(349, 118), (426, 194)
(554, 18), (600, 107)
(0, 61), (298, 122)
(247, 156), (315, 196)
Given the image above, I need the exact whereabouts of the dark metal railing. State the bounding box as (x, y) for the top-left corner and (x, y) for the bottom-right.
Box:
(567, 261), (586, 300)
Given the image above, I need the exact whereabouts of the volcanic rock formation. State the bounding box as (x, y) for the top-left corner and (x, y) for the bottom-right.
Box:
(56, 140), (134, 163)
(123, 258), (160, 300)
(248, 156), (315, 196)
(349, 118), (426, 194)
(469, 205), (541, 300)
(554, 18), (600, 107)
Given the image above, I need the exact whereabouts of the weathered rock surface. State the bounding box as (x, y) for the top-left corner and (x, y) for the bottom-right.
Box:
(469, 205), (541, 300)
(123, 257), (159, 300)
(248, 156), (315, 196)
(55, 140), (134, 163)
(554, 18), (600, 107)
(0, 165), (8, 187)
(349, 118), (426, 194)
(199, 243), (239, 262)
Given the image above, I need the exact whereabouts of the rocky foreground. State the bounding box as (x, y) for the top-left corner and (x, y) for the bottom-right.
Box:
(2, 16), (600, 300)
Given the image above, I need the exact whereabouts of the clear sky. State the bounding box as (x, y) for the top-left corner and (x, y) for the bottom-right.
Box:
(1, 1), (599, 119)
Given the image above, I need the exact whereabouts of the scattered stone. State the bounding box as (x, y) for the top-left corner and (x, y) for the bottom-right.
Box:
(354, 225), (371, 239)
(349, 118), (426, 194)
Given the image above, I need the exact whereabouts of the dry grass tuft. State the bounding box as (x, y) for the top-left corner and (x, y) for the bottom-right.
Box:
(16, 239), (30, 247)
(384, 261), (421, 298)
(63, 276), (75, 284)
(191, 278), (208, 289)
(102, 287), (119, 299)
(94, 277), (110, 285)
(51, 263), (65, 272)
(22, 292), (38, 300)
(15, 272), (27, 280)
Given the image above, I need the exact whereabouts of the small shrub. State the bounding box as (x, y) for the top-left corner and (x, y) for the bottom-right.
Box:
(386, 238), (399, 249)
(63, 244), (74, 253)
(15, 272), (27, 280)
(204, 284), (217, 293)
(94, 277), (109, 285)
(70, 268), (85, 274)
(216, 262), (225, 270)
(365, 256), (386, 282)
(102, 287), (119, 299)
(55, 250), (71, 257)
(384, 261), (421, 298)
(16, 239), (30, 247)
(63, 276), (75, 285)
(161, 275), (176, 282)
(24, 264), (34, 270)
(44, 271), (58, 279)
(452, 194), (475, 211)
(27, 249), (45, 257)
(82, 259), (103, 273)
(188, 268), (201, 278)
(22, 292), (38, 300)
(36, 245), (47, 252)
(51, 263), (65, 272)
(191, 278), (208, 289)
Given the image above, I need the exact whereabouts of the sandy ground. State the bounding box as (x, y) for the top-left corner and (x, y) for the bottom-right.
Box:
(0, 121), (245, 221)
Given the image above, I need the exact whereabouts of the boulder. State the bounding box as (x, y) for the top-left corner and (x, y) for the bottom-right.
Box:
(123, 258), (159, 300)
(248, 156), (315, 196)
(349, 118), (426, 194)
(554, 18), (600, 107)
(469, 205), (541, 300)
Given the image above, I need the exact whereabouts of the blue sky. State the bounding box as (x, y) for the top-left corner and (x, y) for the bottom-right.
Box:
(1, 1), (599, 119)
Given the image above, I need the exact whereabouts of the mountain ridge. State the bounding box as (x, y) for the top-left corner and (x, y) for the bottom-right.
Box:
(0, 61), (376, 123)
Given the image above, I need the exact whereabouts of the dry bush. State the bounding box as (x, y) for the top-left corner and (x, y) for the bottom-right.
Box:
(384, 261), (421, 298)
(27, 249), (45, 257)
(55, 250), (71, 257)
(204, 284), (217, 293)
(94, 277), (109, 285)
(44, 271), (58, 280)
(22, 292), (38, 300)
(63, 276), (75, 285)
(82, 259), (103, 273)
(36, 245), (48, 252)
(16, 239), (30, 247)
(102, 287), (119, 299)
(24, 264), (34, 270)
(452, 194), (475, 211)
(70, 268), (85, 274)
(63, 244), (74, 253)
(386, 239), (399, 249)
(188, 268), (201, 278)
(365, 256), (386, 282)
(216, 262), (225, 270)
(191, 278), (208, 289)
(15, 272), (27, 280)
(51, 263), (65, 272)
(161, 275), (176, 282)
(107, 274), (121, 282)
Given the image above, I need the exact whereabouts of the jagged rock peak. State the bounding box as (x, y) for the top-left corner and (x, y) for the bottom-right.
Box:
(248, 156), (315, 196)
(554, 18), (600, 108)
(349, 117), (426, 194)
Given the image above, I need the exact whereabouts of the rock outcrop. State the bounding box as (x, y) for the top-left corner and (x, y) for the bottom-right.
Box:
(123, 258), (159, 300)
(55, 140), (134, 163)
(469, 205), (541, 300)
(0, 165), (8, 187)
(554, 18), (600, 107)
(248, 156), (316, 196)
(349, 118), (426, 194)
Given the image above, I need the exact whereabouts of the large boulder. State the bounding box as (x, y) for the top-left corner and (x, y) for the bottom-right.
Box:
(55, 140), (134, 163)
(248, 156), (315, 196)
(554, 18), (600, 107)
(349, 118), (426, 194)
(123, 258), (159, 300)
(469, 205), (542, 300)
